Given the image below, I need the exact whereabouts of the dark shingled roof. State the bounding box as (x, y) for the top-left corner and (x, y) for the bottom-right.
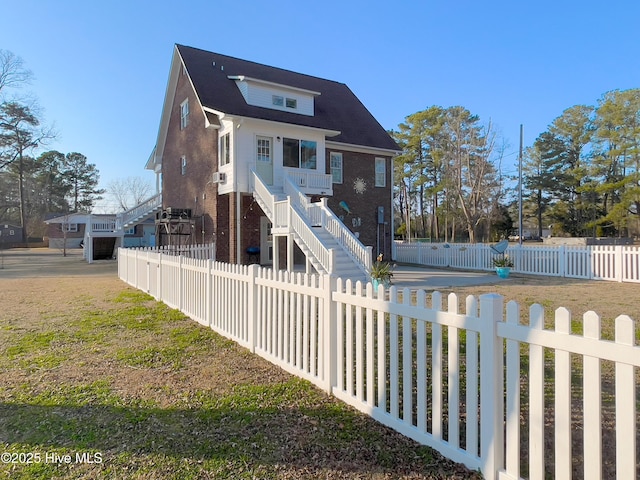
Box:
(177, 45), (399, 152)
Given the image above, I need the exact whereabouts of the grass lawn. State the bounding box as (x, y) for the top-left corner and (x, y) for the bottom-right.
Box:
(0, 276), (480, 479)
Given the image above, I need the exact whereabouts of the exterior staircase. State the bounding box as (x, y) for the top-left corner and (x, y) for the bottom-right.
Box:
(252, 172), (371, 283)
(116, 193), (163, 230)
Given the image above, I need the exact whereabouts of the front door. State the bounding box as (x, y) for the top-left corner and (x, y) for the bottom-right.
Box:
(256, 136), (273, 185)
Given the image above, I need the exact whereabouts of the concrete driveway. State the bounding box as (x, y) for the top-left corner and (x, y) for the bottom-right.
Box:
(0, 247), (506, 290)
(0, 248), (117, 279)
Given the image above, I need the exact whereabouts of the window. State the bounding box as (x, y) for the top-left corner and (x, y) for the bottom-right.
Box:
(180, 99), (189, 129)
(257, 137), (271, 163)
(220, 133), (231, 165)
(330, 152), (343, 184)
(285, 97), (297, 109)
(61, 224), (78, 232)
(181, 156), (187, 175)
(375, 157), (386, 187)
(124, 227), (135, 235)
(283, 138), (316, 169)
(272, 95), (284, 107)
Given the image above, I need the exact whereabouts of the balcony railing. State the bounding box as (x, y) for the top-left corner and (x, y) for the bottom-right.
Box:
(116, 193), (162, 230)
(283, 168), (332, 196)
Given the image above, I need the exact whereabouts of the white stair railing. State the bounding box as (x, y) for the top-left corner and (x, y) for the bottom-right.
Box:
(283, 176), (372, 275)
(117, 193), (162, 230)
(253, 172), (334, 274)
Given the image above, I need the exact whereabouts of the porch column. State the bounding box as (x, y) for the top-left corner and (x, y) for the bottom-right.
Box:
(272, 234), (280, 271)
(287, 234), (294, 272)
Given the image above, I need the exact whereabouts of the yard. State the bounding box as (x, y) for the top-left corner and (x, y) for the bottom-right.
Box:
(0, 254), (479, 480)
(0, 249), (637, 478)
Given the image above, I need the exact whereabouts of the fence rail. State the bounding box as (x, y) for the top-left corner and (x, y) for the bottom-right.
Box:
(394, 242), (640, 283)
(118, 248), (639, 480)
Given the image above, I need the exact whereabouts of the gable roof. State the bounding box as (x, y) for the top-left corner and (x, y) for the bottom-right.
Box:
(176, 45), (399, 152)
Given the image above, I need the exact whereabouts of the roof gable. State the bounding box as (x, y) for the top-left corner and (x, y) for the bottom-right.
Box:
(176, 45), (399, 152)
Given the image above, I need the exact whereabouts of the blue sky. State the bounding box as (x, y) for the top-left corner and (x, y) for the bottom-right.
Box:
(2, 0), (639, 209)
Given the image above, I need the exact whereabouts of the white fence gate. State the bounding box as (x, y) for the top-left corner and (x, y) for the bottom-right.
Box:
(118, 248), (639, 480)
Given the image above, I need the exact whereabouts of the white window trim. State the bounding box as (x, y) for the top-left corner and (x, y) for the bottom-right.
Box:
(330, 152), (343, 184)
(375, 157), (386, 187)
(283, 137), (317, 170)
(181, 156), (187, 175)
(61, 223), (78, 232)
(180, 98), (189, 129)
(220, 133), (231, 166)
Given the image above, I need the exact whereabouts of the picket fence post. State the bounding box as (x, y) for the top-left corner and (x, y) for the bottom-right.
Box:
(205, 259), (213, 328)
(146, 251), (151, 294)
(246, 264), (259, 353)
(178, 255), (183, 311)
(322, 274), (337, 394)
(479, 293), (504, 480)
(615, 245), (623, 282)
(157, 253), (162, 301)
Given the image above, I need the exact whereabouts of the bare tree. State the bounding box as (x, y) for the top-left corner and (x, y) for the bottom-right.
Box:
(107, 176), (153, 211)
(0, 50), (33, 98)
(442, 107), (503, 243)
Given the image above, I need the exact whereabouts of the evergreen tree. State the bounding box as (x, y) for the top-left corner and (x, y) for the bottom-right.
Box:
(63, 152), (104, 213)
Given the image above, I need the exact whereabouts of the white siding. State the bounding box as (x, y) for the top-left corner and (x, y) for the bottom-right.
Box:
(234, 80), (315, 116)
(229, 118), (326, 193)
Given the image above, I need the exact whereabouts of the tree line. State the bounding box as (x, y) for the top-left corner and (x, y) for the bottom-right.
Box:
(392, 89), (640, 242)
(0, 50), (103, 243)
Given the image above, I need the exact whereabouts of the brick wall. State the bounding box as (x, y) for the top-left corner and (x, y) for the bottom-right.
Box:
(161, 67), (221, 250)
(325, 149), (393, 260)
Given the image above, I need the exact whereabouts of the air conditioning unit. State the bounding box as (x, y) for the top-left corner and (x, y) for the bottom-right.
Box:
(212, 171), (226, 184)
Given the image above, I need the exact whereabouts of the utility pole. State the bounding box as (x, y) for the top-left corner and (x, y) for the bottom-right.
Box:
(518, 124), (524, 246)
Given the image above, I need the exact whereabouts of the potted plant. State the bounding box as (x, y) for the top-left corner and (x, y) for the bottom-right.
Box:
(370, 254), (394, 289)
(492, 255), (514, 278)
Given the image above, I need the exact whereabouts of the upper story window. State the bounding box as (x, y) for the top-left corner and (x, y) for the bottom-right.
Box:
(283, 138), (316, 170)
(330, 152), (343, 184)
(230, 76), (317, 116)
(124, 227), (136, 235)
(375, 157), (386, 187)
(220, 133), (231, 166)
(180, 99), (189, 129)
(285, 97), (297, 109)
(181, 156), (187, 175)
(271, 94), (296, 110)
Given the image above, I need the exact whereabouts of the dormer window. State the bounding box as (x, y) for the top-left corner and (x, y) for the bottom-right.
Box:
(285, 98), (297, 109)
(230, 75), (318, 116)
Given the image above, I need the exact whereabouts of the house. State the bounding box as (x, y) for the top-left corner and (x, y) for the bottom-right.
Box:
(44, 213), (88, 249)
(146, 44), (399, 279)
(45, 213), (157, 260)
(0, 223), (24, 245)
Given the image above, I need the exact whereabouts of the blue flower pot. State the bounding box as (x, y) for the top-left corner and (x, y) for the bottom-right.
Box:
(495, 267), (511, 279)
(372, 278), (390, 290)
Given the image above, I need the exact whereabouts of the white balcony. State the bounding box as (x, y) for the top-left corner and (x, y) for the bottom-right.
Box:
(283, 168), (332, 196)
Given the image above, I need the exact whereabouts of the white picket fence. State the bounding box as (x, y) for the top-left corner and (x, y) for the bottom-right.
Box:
(394, 242), (640, 283)
(117, 248), (639, 480)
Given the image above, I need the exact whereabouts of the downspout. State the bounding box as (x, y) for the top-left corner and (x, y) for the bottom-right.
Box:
(390, 155), (395, 261)
(236, 190), (241, 263)
(234, 121), (241, 263)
